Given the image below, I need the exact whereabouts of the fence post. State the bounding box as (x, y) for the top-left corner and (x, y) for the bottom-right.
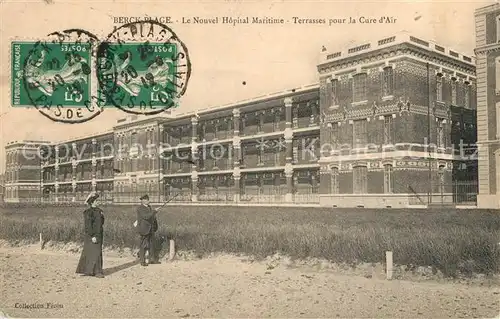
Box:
(169, 239), (176, 260)
(39, 233), (43, 250)
(386, 251), (393, 280)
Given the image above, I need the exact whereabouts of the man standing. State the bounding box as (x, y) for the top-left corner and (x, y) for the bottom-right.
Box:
(136, 194), (161, 266)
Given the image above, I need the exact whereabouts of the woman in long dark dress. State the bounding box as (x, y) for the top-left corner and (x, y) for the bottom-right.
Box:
(76, 192), (105, 278)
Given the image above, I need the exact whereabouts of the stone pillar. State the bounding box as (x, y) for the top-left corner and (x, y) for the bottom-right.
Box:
(191, 116), (198, 142)
(91, 157), (97, 180)
(158, 173), (164, 203)
(284, 98), (294, 202)
(233, 109), (242, 202)
(191, 170), (198, 202)
(158, 125), (165, 202)
(233, 167), (240, 202)
(285, 163), (294, 202)
(284, 97), (294, 164)
(191, 116), (199, 170)
(54, 183), (59, 203)
(54, 145), (59, 178)
(40, 168), (44, 203)
(292, 105), (299, 129)
(92, 138), (97, 155)
(71, 182), (76, 202)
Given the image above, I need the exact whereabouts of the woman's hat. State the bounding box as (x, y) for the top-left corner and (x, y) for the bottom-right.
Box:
(140, 194), (149, 201)
(85, 192), (100, 205)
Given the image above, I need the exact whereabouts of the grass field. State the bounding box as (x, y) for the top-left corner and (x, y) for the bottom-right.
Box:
(1, 204), (499, 278)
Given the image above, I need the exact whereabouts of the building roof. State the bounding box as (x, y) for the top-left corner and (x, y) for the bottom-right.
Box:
(319, 30), (475, 68)
(475, 3), (500, 16)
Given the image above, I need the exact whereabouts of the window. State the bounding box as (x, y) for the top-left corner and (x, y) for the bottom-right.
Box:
(383, 116), (393, 144)
(257, 143), (263, 165)
(273, 110), (281, 131)
(353, 119), (368, 148)
(352, 73), (367, 102)
(258, 112), (264, 133)
(438, 165), (445, 195)
(292, 145), (298, 163)
(464, 82), (470, 108)
(382, 67), (394, 96)
(131, 132), (137, 145)
(451, 79), (457, 105)
(353, 166), (367, 194)
(330, 167), (339, 194)
(384, 164), (393, 193)
(331, 79), (339, 106)
(330, 122), (339, 149)
(436, 75), (443, 102)
(437, 119), (445, 148)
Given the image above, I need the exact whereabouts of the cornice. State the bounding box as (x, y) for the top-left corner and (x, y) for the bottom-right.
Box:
(319, 45), (475, 77)
(474, 43), (500, 56)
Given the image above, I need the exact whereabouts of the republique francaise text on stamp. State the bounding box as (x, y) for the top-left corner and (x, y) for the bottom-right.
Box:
(10, 21), (191, 123)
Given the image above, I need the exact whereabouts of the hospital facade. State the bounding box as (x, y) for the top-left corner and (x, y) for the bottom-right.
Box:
(4, 32), (480, 207)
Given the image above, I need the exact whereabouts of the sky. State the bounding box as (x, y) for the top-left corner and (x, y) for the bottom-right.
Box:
(0, 0), (494, 173)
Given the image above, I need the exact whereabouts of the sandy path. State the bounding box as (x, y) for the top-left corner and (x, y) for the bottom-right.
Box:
(1, 245), (499, 318)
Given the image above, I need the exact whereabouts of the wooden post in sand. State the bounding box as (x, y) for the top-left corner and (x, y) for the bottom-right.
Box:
(386, 251), (393, 280)
(39, 233), (43, 250)
(169, 239), (175, 260)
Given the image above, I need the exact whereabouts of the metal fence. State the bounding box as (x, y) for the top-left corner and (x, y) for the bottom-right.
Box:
(406, 181), (478, 206)
(3, 181), (477, 207)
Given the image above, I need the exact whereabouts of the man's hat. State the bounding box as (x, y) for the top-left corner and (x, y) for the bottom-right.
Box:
(85, 192), (100, 206)
(140, 194), (149, 200)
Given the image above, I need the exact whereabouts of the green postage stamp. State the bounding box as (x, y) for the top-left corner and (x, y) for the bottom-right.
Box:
(98, 42), (179, 110)
(10, 21), (191, 120)
(11, 41), (92, 108)
(11, 41), (181, 112)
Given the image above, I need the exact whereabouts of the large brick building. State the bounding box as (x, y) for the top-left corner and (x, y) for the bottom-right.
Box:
(3, 32), (478, 207)
(318, 32), (477, 207)
(474, 4), (500, 209)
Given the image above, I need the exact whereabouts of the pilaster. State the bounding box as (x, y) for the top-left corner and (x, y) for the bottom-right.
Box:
(232, 109), (242, 166)
(71, 158), (77, 180)
(233, 166), (241, 202)
(191, 170), (198, 202)
(92, 138), (97, 155)
(285, 163), (294, 202)
(284, 98), (294, 165)
(54, 145), (59, 179)
(71, 182), (76, 202)
(91, 157), (97, 179)
(54, 183), (59, 202)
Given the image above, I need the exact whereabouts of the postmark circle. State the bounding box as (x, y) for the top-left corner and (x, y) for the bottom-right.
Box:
(21, 29), (117, 124)
(99, 20), (192, 116)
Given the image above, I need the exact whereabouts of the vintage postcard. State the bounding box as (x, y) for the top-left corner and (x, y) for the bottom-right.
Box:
(1, 0), (500, 318)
